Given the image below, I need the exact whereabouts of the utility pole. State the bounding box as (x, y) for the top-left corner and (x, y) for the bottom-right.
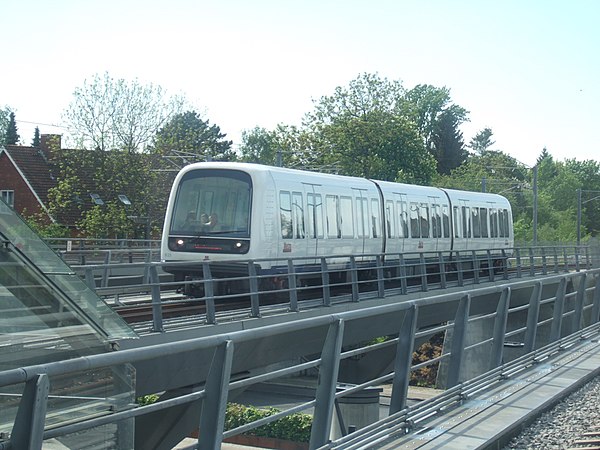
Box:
(577, 188), (582, 246)
(533, 166), (538, 246)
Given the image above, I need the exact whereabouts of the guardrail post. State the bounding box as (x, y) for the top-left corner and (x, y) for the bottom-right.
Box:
(350, 256), (359, 302)
(447, 294), (471, 388)
(149, 265), (164, 332)
(563, 247), (569, 273)
(572, 273), (587, 332)
(419, 253), (428, 292)
(487, 250), (495, 282)
(399, 254), (408, 295)
(101, 251), (110, 288)
(10, 373), (49, 450)
(438, 252), (447, 289)
(529, 248), (535, 277)
(287, 260), (299, 312)
(456, 252), (464, 287)
(389, 304), (418, 414)
(376, 255), (385, 298)
(472, 251), (480, 284)
(321, 258), (331, 307)
(575, 247), (581, 272)
(501, 249), (509, 280)
(84, 266), (96, 291)
(197, 340), (234, 450)
(143, 252), (151, 284)
(541, 247), (548, 275)
(248, 262), (261, 318)
(203, 262), (217, 325)
(490, 287), (511, 369)
(523, 282), (542, 353)
(515, 248), (522, 278)
(309, 319), (344, 449)
(592, 276), (600, 324)
(585, 246), (591, 270)
(552, 247), (559, 273)
(550, 278), (567, 342)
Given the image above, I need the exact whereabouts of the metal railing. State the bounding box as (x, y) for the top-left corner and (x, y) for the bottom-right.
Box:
(71, 245), (591, 333)
(1, 267), (599, 449)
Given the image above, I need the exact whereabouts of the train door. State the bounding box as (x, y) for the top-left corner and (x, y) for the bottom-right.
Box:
(304, 183), (323, 262)
(353, 188), (369, 261)
(458, 199), (471, 252)
(393, 193), (408, 254)
(428, 196), (442, 252)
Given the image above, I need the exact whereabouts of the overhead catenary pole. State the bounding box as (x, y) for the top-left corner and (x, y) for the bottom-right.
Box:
(533, 165), (538, 246)
(577, 188), (582, 245)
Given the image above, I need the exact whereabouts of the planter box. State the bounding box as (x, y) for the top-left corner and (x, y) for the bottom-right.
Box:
(224, 434), (309, 450)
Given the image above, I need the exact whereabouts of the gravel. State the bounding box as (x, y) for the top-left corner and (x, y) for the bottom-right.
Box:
(503, 374), (600, 449)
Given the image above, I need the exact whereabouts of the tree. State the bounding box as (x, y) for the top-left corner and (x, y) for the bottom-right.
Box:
(32, 127), (40, 147)
(305, 73), (436, 183)
(430, 109), (468, 174)
(150, 111), (234, 164)
(469, 128), (495, 155)
(63, 72), (187, 152)
(5, 112), (20, 145)
(404, 84), (469, 172)
(239, 127), (278, 164)
(0, 106), (12, 144)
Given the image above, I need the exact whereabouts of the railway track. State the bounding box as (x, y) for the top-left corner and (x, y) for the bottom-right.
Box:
(569, 426), (600, 450)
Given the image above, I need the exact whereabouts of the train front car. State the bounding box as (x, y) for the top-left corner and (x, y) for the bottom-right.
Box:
(161, 162), (270, 295)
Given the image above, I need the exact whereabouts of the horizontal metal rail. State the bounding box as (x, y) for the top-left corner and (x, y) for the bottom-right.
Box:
(1, 267), (599, 449)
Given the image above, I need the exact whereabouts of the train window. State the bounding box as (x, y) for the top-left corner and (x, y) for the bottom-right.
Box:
(442, 205), (450, 237)
(371, 199), (381, 238)
(500, 208), (510, 237)
(308, 193), (323, 239)
(385, 200), (394, 238)
(431, 204), (441, 238)
(480, 208), (489, 238)
(462, 206), (471, 238)
(357, 197), (369, 238)
(340, 196), (354, 238)
(398, 201), (408, 238)
(280, 191), (293, 239)
(292, 192), (305, 239)
(326, 195), (340, 238)
(472, 207), (480, 238)
(453, 206), (461, 238)
(420, 203), (430, 238)
(410, 203), (420, 238)
(171, 168), (251, 237)
(490, 209), (498, 238)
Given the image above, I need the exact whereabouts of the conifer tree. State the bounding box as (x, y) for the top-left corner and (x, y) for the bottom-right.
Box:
(32, 127), (41, 147)
(5, 112), (20, 145)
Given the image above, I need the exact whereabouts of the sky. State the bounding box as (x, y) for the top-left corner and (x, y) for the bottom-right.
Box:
(1, 0), (598, 168)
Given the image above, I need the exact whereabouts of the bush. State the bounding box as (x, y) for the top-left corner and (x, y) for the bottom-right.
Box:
(224, 403), (312, 443)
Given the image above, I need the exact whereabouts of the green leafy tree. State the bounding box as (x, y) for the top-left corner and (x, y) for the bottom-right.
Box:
(239, 126), (278, 164)
(305, 73), (436, 182)
(468, 128), (495, 155)
(150, 111), (234, 163)
(404, 84), (469, 172)
(63, 72), (187, 152)
(0, 106), (13, 144)
(5, 112), (20, 145)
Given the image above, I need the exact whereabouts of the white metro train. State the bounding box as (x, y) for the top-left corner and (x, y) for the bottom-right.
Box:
(160, 162), (513, 291)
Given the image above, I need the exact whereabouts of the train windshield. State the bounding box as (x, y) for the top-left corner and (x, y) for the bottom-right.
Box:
(170, 169), (252, 237)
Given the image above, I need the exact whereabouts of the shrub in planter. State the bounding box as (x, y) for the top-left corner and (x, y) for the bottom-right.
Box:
(224, 403), (312, 443)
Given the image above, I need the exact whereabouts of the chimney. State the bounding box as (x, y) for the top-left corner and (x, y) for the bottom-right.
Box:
(40, 134), (61, 159)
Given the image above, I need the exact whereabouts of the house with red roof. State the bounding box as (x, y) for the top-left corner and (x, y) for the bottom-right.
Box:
(0, 134), (60, 223)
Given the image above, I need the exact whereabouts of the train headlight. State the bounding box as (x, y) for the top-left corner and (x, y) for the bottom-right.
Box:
(234, 241), (243, 249)
(176, 239), (185, 247)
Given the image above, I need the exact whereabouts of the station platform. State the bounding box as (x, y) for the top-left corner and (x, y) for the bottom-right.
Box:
(369, 335), (600, 449)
